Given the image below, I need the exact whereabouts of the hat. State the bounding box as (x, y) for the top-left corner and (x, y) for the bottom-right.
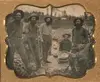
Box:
(28, 13), (39, 20)
(73, 17), (84, 25)
(62, 33), (71, 38)
(44, 16), (52, 22)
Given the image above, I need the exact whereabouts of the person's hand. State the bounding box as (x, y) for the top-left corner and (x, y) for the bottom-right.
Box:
(78, 44), (85, 50)
(41, 39), (43, 42)
(38, 36), (43, 42)
(22, 34), (26, 40)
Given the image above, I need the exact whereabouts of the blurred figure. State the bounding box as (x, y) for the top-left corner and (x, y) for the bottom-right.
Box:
(40, 17), (53, 63)
(59, 34), (72, 52)
(51, 38), (59, 58)
(5, 13), (14, 69)
(22, 12), (30, 27)
(5, 13), (14, 27)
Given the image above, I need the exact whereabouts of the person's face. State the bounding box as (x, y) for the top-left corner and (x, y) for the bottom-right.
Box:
(75, 19), (82, 27)
(46, 18), (51, 23)
(64, 35), (69, 39)
(30, 16), (37, 24)
(15, 12), (22, 21)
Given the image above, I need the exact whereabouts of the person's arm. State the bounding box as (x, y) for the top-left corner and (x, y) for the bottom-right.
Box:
(6, 22), (13, 36)
(69, 40), (72, 50)
(83, 29), (89, 43)
(59, 41), (63, 51)
(72, 29), (75, 44)
(6, 22), (18, 38)
(39, 24), (44, 42)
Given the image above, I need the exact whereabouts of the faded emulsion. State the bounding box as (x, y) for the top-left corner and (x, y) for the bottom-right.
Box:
(5, 4), (95, 78)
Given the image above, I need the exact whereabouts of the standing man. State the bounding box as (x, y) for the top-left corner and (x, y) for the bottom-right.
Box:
(72, 18), (89, 45)
(6, 10), (29, 70)
(40, 17), (53, 63)
(23, 13), (41, 71)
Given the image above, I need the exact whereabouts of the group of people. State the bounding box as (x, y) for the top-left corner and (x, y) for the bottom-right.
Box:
(59, 18), (89, 52)
(58, 18), (95, 77)
(5, 9), (95, 77)
(5, 10), (53, 76)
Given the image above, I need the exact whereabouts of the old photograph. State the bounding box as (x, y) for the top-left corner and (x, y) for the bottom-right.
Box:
(5, 4), (95, 78)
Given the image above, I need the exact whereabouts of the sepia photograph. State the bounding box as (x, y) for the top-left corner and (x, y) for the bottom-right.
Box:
(5, 4), (95, 78)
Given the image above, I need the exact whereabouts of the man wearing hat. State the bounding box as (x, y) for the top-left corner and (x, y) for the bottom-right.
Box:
(40, 16), (53, 63)
(22, 13), (41, 71)
(6, 10), (29, 70)
(72, 18), (89, 44)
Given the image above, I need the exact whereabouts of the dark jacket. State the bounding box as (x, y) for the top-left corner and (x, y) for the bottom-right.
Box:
(60, 39), (72, 52)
